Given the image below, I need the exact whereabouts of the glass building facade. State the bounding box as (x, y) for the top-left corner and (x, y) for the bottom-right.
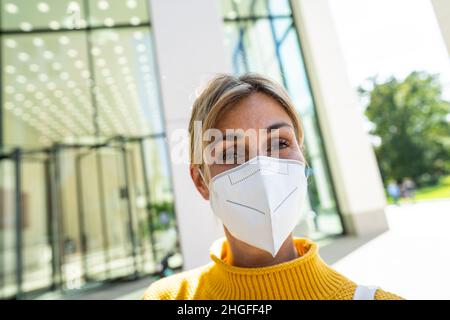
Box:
(220, 0), (344, 239)
(0, 0), (181, 299)
(0, 0), (345, 299)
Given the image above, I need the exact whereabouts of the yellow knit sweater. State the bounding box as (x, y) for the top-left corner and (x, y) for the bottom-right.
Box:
(142, 237), (403, 300)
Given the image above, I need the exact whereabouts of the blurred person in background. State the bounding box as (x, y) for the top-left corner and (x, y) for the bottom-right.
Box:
(401, 178), (417, 203)
(387, 180), (401, 205)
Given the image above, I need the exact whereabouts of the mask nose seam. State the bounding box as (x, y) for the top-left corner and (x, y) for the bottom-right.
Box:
(228, 164), (288, 185)
(229, 168), (261, 185)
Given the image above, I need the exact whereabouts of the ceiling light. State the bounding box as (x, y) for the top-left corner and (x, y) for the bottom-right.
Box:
(43, 50), (54, 59)
(133, 31), (143, 40)
(35, 92), (44, 100)
(37, 2), (50, 12)
(104, 18), (115, 27)
(15, 93), (25, 101)
(5, 3), (18, 14)
(67, 49), (78, 58)
(91, 47), (101, 56)
(38, 74), (49, 82)
(98, 0), (109, 10)
(33, 37), (44, 47)
(52, 62), (62, 70)
(16, 75), (27, 84)
(5, 102), (15, 110)
(47, 82), (56, 90)
(136, 44), (146, 52)
(18, 52), (30, 61)
(5, 65), (16, 74)
(96, 59), (106, 67)
(114, 46), (124, 54)
(74, 60), (84, 69)
(60, 72), (69, 80)
(58, 36), (70, 45)
(49, 20), (60, 30)
(130, 17), (140, 25)
(5, 39), (17, 48)
(127, 0), (137, 9)
(29, 64), (39, 72)
(20, 22), (33, 31)
(5, 86), (15, 94)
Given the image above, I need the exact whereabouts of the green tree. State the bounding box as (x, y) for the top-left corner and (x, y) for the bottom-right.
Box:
(359, 71), (450, 187)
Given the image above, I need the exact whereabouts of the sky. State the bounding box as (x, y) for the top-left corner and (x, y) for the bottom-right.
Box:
(328, 0), (450, 100)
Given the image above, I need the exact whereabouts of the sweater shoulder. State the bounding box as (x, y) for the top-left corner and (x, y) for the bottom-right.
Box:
(141, 264), (211, 300)
(332, 282), (405, 300)
(374, 288), (405, 300)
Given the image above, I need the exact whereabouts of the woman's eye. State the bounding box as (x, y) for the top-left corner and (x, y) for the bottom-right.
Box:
(268, 139), (289, 153)
(279, 140), (289, 148)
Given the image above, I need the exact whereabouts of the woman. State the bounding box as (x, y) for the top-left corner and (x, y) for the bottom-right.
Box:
(142, 74), (403, 300)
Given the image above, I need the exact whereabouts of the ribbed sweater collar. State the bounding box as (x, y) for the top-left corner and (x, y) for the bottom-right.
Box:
(205, 237), (349, 300)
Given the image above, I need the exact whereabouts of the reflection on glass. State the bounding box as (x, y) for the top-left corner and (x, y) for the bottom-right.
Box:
(0, 160), (18, 298)
(20, 157), (52, 292)
(90, 27), (164, 137)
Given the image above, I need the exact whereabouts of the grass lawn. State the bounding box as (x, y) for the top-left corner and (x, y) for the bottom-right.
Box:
(387, 175), (450, 204)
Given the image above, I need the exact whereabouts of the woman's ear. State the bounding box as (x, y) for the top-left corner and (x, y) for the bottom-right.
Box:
(189, 164), (210, 200)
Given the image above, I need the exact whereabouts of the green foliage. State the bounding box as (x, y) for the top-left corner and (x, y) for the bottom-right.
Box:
(359, 71), (450, 187)
(138, 201), (176, 238)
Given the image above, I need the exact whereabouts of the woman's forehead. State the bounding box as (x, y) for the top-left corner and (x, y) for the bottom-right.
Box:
(214, 92), (294, 132)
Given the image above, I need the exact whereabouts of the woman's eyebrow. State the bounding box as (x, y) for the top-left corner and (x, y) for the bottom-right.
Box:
(211, 122), (292, 148)
(266, 122), (293, 131)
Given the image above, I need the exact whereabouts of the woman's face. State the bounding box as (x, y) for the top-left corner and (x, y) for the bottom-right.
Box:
(191, 92), (304, 200)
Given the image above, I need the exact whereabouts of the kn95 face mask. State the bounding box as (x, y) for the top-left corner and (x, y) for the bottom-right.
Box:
(200, 155), (308, 257)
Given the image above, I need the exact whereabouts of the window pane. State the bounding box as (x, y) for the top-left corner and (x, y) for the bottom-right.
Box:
(90, 27), (164, 137)
(2, 33), (94, 148)
(1, 0), (179, 299)
(1, 0), (86, 32)
(88, 0), (149, 27)
(221, 0), (291, 19)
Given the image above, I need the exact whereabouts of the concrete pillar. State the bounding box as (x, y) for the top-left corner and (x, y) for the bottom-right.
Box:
(290, 0), (389, 236)
(431, 0), (450, 57)
(149, 0), (231, 269)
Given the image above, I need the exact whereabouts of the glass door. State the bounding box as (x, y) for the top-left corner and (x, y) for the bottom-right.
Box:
(0, 149), (54, 299)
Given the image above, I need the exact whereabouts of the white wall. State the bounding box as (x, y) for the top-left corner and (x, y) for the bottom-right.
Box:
(291, 0), (389, 236)
(149, 0), (231, 270)
(432, 0), (450, 57)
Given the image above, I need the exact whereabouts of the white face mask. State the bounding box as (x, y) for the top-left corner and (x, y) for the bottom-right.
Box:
(199, 155), (308, 257)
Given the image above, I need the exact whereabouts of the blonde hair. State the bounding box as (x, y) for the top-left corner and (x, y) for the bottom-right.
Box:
(189, 73), (304, 182)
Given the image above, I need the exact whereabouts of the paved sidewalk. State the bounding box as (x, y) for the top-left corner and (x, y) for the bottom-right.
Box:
(325, 200), (450, 300)
(49, 199), (449, 300)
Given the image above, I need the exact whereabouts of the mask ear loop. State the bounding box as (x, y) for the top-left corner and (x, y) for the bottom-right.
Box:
(197, 166), (209, 191)
(197, 166), (223, 230)
(305, 162), (312, 183)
